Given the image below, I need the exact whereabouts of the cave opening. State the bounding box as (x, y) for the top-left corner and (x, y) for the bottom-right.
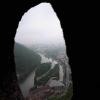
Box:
(14, 2), (72, 100)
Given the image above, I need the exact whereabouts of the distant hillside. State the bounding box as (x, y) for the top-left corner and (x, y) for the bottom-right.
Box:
(36, 64), (59, 86)
(30, 44), (66, 60)
(36, 63), (51, 78)
(14, 42), (41, 83)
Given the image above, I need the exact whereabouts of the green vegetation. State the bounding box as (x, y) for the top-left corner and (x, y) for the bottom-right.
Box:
(48, 83), (73, 100)
(36, 64), (59, 86)
(36, 63), (51, 77)
(14, 42), (41, 83)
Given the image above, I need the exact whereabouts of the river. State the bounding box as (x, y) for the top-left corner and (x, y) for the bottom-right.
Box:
(20, 53), (64, 97)
(19, 71), (35, 97)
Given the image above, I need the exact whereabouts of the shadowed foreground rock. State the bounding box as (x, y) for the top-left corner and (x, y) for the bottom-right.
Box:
(0, 80), (24, 100)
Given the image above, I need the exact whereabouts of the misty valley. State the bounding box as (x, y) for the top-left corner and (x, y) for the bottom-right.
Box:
(14, 42), (72, 100)
(14, 2), (72, 100)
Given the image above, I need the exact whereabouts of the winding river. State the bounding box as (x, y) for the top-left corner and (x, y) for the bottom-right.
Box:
(20, 53), (64, 97)
(20, 71), (35, 97)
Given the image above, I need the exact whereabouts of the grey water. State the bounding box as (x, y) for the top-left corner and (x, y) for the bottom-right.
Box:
(20, 53), (64, 97)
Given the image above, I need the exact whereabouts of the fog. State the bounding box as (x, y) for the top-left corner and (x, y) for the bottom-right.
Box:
(15, 3), (65, 48)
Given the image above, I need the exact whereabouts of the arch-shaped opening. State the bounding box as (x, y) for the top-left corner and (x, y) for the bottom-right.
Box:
(14, 2), (72, 99)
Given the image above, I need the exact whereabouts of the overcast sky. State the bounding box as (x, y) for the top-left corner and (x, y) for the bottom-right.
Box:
(15, 3), (65, 47)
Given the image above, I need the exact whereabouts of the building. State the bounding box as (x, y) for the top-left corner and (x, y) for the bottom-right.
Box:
(47, 79), (65, 95)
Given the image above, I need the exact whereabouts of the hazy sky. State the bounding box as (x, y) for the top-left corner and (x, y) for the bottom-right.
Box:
(15, 3), (65, 47)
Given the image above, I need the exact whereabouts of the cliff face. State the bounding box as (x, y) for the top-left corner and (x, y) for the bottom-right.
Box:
(14, 42), (41, 83)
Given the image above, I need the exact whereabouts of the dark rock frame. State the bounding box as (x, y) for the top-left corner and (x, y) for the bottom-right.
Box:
(0, 0), (80, 100)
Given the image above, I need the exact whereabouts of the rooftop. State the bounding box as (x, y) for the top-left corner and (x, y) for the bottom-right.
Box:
(47, 79), (65, 87)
